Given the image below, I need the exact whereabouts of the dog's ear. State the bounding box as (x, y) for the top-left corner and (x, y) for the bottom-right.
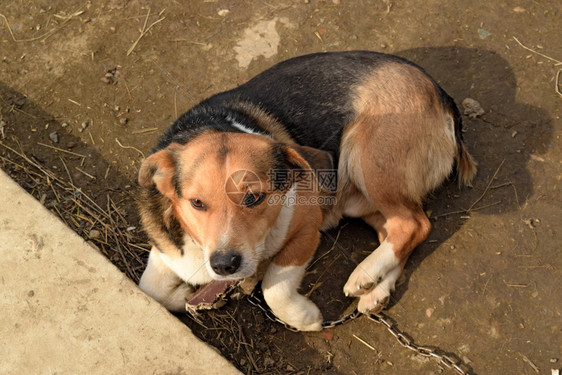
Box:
(275, 144), (335, 192)
(138, 146), (178, 199)
(287, 144), (334, 172)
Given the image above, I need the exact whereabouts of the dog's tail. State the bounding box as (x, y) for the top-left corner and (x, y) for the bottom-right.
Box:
(452, 106), (477, 187)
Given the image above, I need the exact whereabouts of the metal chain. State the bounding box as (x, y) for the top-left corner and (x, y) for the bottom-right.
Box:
(246, 288), (470, 375)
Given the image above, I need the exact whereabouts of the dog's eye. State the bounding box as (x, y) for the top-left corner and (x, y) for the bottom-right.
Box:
(190, 199), (206, 210)
(243, 192), (265, 207)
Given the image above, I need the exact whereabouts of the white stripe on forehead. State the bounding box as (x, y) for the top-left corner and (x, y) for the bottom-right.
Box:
(226, 115), (273, 139)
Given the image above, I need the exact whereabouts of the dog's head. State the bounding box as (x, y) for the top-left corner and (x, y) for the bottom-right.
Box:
(139, 131), (332, 280)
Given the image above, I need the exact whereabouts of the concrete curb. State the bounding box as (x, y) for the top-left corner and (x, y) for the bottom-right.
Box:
(0, 170), (241, 374)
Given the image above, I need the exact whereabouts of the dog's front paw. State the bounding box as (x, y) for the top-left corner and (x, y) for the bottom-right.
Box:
(283, 296), (323, 331)
(265, 292), (323, 331)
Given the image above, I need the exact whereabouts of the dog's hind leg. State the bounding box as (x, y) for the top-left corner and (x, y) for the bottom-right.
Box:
(344, 204), (430, 313)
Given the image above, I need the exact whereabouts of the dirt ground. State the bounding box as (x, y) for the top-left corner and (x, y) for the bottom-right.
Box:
(1, 1), (560, 374)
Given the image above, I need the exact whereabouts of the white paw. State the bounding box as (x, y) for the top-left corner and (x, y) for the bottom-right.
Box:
(143, 280), (195, 312)
(343, 241), (399, 297)
(357, 266), (401, 313)
(276, 295), (323, 331)
(163, 282), (196, 312)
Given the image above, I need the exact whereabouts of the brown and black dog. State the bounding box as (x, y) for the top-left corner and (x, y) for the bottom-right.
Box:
(137, 51), (476, 331)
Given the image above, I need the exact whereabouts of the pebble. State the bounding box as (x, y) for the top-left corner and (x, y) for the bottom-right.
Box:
(477, 28), (490, 39)
(426, 307), (435, 317)
(263, 356), (275, 367)
(49, 131), (59, 143)
(88, 229), (101, 240)
(462, 98), (485, 119)
(79, 121), (89, 132)
(119, 117), (129, 125)
(67, 142), (77, 149)
(61, 122), (69, 128)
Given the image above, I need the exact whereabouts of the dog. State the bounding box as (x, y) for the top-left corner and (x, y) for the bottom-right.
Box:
(137, 51), (476, 331)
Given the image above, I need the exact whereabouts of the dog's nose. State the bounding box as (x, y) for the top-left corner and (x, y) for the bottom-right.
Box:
(210, 251), (242, 276)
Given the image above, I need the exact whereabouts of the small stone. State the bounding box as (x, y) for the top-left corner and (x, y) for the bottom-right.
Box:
(263, 356), (275, 367)
(426, 307), (435, 317)
(49, 131), (59, 143)
(61, 122), (69, 128)
(550, 358), (559, 363)
(67, 142), (77, 149)
(88, 229), (101, 240)
(217, 9), (230, 16)
(28, 290), (35, 297)
(79, 121), (89, 132)
(477, 28), (490, 39)
(462, 98), (485, 119)
(119, 117), (129, 125)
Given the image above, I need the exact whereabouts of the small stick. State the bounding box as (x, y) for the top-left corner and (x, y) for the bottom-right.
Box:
(132, 128), (158, 134)
(513, 37), (562, 65)
(519, 353), (540, 373)
(554, 69), (562, 97)
(127, 9), (166, 56)
(75, 167), (96, 180)
(353, 334), (377, 351)
(174, 87), (178, 119)
(37, 142), (86, 159)
(58, 156), (74, 186)
(115, 138), (145, 159)
(468, 159), (505, 212)
(13, 107), (39, 119)
(68, 98), (81, 106)
(0, 9), (84, 43)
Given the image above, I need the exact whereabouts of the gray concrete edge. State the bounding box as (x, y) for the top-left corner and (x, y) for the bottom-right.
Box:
(0, 169), (241, 375)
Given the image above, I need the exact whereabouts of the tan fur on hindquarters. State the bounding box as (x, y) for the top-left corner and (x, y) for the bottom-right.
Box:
(342, 63), (476, 313)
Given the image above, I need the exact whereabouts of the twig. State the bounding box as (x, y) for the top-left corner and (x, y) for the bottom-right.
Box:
(519, 352), (540, 373)
(0, 8), (84, 43)
(513, 36), (562, 65)
(75, 167), (96, 180)
(58, 156), (74, 186)
(115, 138), (145, 159)
(353, 334), (377, 351)
(132, 127), (158, 134)
(468, 159), (505, 212)
(554, 69), (562, 97)
(37, 142), (86, 159)
(127, 9), (166, 56)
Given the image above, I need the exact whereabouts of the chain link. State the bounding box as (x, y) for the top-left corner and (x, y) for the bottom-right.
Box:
(247, 288), (470, 375)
